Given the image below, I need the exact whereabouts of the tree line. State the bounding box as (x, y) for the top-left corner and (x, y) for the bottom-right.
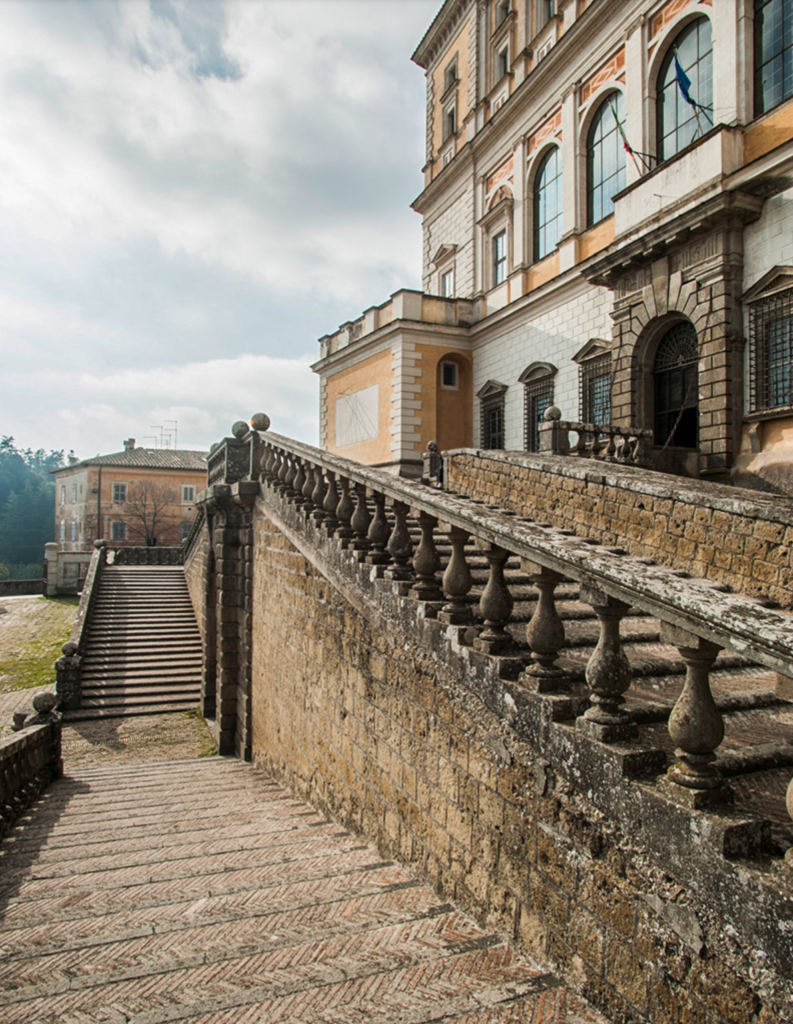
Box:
(0, 437), (66, 578)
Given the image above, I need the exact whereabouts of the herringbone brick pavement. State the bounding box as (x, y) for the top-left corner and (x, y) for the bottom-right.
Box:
(0, 757), (607, 1023)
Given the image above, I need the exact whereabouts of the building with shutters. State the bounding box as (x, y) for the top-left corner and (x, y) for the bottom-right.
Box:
(52, 441), (207, 551)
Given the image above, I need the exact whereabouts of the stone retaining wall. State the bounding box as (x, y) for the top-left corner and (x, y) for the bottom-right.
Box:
(184, 517), (211, 640)
(445, 449), (793, 609)
(249, 498), (792, 1024)
(0, 580), (44, 597)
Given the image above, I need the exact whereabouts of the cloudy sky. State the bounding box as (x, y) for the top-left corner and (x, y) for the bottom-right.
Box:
(0, 0), (439, 459)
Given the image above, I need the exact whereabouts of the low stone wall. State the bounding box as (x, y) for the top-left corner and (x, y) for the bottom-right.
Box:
(0, 696), (62, 837)
(0, 579), (44, 597)
(249, 496), (792, 1024)
(184, 516), (211, 641)
(445, 449), (793, 609)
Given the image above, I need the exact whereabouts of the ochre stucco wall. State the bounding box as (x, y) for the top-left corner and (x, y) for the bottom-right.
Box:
(325, 348), (394, 465)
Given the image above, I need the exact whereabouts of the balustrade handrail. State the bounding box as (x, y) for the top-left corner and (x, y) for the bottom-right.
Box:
(255, 430), (793, 680)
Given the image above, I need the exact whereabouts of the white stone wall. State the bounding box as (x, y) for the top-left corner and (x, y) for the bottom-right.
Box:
(743, 186), (793, 289)
(422, 180), (476, 297)
(472, 284), (612, 449)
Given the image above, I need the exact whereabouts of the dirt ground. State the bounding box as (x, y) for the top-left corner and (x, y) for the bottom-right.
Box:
(61, 711), (216, 769)
(0, 594), (216, 767)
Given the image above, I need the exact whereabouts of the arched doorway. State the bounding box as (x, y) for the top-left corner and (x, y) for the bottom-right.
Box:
(653, 322), (699, 448)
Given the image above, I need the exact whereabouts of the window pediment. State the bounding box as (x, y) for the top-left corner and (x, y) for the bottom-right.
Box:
(431, 243), (458, 267)
(477, 379), (509, 400)
(478, 193), (513, 228)
(573, 338), (612, 364)
(742, 266), (793, 304)
(518, 361), (557, 384)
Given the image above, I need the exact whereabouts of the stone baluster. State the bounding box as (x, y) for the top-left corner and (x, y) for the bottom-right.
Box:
(605, 431), (617, 459)
(322, 470), (339, 532)
(473, 545), (514, 654)
(520, 562), (568, 692)
(284, 453), (298, 497)
(410, 512), (443, 602)
(365, 492), (390, 564)
(591, 432), (603, 458)
(384, 500), (413, 580)
(293, 457), (307, 504)
(311, 467), (327, 521)
(660, 626), (730, 808)
(55, 640), (81, 710)
(336, 477), (354, 543)
(577, 585), (636, 741)
(350, 483), (371, 551)
(263, 445), (276, 482)
(786, 778), (793, 867)
(277, 450), (290, 492)
(302, 462), (316, 511)
(439, 527), (473, 624)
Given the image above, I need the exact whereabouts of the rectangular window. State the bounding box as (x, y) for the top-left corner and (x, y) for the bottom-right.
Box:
(60, 520), (65, 541)
(523, 378), (554, 452)
(182, 485), (195, 503)
(492, 230), (507, 286)
(70, 522), (76, 542)
(112, 521), (126, 542)
(60, 485), (65, 506)
(441, 269), (454, 297)
(498, 46), (509, 80)
(113, 483), (127, 503)
(481, 395), (506, 449)
(580, 354), (612, 426)
(749, 288), (793, 411)
(440, 361), (459, 389)
(539, 0), (556, 28)
(444, 103), (456, 140)
(181, 521), (193, 542)
(496, 0), (510, 28)
(71, 483), (77, 503)
(444, 57), (457, 94)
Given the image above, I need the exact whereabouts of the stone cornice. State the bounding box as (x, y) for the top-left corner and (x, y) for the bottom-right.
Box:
(412, 0), (474, 70)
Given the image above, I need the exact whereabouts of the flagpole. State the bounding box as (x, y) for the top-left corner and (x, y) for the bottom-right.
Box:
(608, 100), (643, 177)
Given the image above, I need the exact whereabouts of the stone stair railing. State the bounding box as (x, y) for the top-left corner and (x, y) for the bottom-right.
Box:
(244, 425), (793, 857)
(538, 407), (653, 467)
(55, 540), (107, 711)
(1, 692), (62, 838)
(108, 546), (184, 566)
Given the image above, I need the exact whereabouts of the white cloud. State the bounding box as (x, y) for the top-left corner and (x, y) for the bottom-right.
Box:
(0, 0), (439, 458)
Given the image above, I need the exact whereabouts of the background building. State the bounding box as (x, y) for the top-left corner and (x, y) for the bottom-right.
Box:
(52, 440), (207, 550)
(314, 0), (793, 491)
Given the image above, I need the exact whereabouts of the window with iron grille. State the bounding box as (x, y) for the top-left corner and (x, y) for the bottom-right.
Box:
(481, 395), (505, 449)
(580, 353), (611, 425)
(523, 376), (554, 451)
(749, 288), (793, 412)
(754, 0), (793, 116)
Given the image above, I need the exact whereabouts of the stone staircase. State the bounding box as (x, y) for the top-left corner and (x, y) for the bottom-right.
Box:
(66, 565), (202, 720)
(401, 515), (793, 845)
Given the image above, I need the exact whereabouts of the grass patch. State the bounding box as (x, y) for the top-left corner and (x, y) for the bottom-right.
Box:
(0, 595), (80, 693)
(181, 706), (217, 758)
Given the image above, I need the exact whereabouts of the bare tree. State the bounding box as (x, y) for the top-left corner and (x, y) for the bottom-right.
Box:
(122, 480), (181, 546)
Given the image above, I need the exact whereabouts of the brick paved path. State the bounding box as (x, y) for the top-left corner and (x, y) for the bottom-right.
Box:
(0, 757), (606, 1024)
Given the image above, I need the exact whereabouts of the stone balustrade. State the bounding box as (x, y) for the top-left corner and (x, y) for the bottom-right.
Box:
(538, 407), (653, 467)
(1, 692), (62, 837)
(55, 540), (106, 710)
(109, 547), (184, 566)
(249, 426), (793, 840)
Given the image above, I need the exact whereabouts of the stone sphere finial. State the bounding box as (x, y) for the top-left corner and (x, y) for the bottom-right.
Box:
(251, 413), (271, 432)
(544, 406), (562, 422)
(427, 440), (439, 453)
(94, 539), (106, 549)
(32, 692), (58, 715)
(62, 641), (78, 657)
(231, 421), (248, 439)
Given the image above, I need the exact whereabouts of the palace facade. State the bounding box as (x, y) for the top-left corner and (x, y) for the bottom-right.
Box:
(313, 0), (793, 491)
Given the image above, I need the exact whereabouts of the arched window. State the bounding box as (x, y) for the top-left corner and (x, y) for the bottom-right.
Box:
(533, 147), (563, 261)
(586, 93), (626, 227)
(755, 0), (793, 116)
(653, 322), (699, 448)
(656, 17), (713, 161)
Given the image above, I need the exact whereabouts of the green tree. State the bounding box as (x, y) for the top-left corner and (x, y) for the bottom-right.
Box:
(0, 480), (56, 566)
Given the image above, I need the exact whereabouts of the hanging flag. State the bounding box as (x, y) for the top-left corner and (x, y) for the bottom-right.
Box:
(673, 53), (695, 108)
